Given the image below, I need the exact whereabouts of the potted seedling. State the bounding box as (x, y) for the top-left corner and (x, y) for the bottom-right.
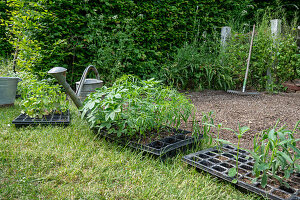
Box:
(12, 72), (70, 127)
(81, 75), (202, 158)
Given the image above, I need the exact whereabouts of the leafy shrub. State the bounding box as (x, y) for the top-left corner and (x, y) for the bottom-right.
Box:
(81, 75), (194, 138)
(17, 71), (69, 118)
(162, 36), (234, 90)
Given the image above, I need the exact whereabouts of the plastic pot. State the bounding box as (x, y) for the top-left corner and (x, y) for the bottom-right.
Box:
(0, 77), (20, 106)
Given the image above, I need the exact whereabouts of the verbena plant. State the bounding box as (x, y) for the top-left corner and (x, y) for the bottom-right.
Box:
(17, 71), (69, 118)
(249, 121), (300, 188)
(81, 75), (195, 138)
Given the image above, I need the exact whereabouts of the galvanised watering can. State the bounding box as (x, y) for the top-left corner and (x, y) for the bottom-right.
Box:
(48, 65), (103, 109)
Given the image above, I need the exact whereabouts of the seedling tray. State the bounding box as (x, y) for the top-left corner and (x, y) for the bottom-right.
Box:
(12, 110), (70, 127)
(96, 127), (202, 159)
(182, 145), (300, 200)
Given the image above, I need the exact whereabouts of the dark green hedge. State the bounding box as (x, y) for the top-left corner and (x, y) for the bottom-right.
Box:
(0, 1), (12, 57)
(7, 0), (255, 86)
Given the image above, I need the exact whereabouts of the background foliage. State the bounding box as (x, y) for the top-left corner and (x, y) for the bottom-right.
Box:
(0, 0), (12, 58)
(4, 0), (252, 85)
(2, 0), (299, 91)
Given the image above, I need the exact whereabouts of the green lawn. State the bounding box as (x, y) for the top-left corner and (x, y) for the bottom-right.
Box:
(0, 102), (263, 199)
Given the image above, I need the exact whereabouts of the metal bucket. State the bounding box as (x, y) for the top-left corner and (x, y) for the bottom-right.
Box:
(0, 77), (20, 106)
(76, 65), (103, 101)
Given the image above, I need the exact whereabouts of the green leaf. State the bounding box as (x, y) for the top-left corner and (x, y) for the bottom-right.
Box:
(268, 129), (276, 141)
(261, 173), (268, 188)
(284, 169), (291, 179)
(239, 126), (250, 135)
(115, 93), (122, 99)
(278, 151), (293, 164)
(228, 167), (237, 177)
(109, 111), (116, 120)
(215, 139), (231, 145)
(257, 163), (269, 171)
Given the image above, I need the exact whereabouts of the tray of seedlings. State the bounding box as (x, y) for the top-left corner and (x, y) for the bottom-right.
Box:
(12, 110), (70, 127)
(182, 143), (300, 200)
(13, 73), (70, 127)
(83, 75), (203, 159)
(95, 126), (202, 159)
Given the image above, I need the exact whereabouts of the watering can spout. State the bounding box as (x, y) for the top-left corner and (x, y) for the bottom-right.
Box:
(48, 67), (83, 109)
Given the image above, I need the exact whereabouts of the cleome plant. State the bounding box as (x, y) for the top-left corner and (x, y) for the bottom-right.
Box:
(17, 71), (69, 118)
(249, 121), (300, 188)
(81, 75), (195, 138)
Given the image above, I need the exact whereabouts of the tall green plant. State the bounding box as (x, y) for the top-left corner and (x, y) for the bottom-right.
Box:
(214, 125), (250, 184)
(162, 33), (234, 90)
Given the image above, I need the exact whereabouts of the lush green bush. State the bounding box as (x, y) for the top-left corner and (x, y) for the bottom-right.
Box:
(6, 0), (298, 91)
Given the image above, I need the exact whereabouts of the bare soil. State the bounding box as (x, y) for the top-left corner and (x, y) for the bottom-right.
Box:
(182, 90), (300, 150)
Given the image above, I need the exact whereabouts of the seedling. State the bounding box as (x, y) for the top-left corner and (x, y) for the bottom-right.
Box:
(249, 120), (300, 188)
(18, 72), (69, 118)
(81, 75), (195, 138)
(193, 111), (215, 145)
(215, 124), (250, 183)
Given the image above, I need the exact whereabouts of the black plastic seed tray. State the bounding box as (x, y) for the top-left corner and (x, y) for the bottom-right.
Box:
(12, 110), (70, 127)
(182, 145), (300, 200)
(96, 127), (202, 158)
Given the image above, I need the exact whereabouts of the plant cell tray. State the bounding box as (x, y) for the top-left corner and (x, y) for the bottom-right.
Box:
(182, 145), (300, 200)
(12, 110), (70, 127)
(97, 127), (202, 159)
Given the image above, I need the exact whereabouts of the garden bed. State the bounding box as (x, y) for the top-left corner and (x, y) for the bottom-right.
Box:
(182, 145), (300, 200)
(94, 127), (202, 159)
(12, 110), (70, 127)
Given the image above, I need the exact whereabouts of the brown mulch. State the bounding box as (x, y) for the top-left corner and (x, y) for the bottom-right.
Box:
(182, 90), (300, 150)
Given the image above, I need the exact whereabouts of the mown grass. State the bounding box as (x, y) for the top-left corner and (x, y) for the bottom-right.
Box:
(0, 101), (264, 199)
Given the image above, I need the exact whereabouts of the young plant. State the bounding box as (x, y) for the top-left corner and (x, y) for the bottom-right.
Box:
(17, 71), (69, 118)
(192, 111), (215, 145)
(216, 125), (250, 183)
(81, 75), (195, 138)
(249, 121), (300, 188)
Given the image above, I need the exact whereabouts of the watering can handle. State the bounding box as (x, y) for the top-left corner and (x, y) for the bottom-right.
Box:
(76, 65), (101, 96)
